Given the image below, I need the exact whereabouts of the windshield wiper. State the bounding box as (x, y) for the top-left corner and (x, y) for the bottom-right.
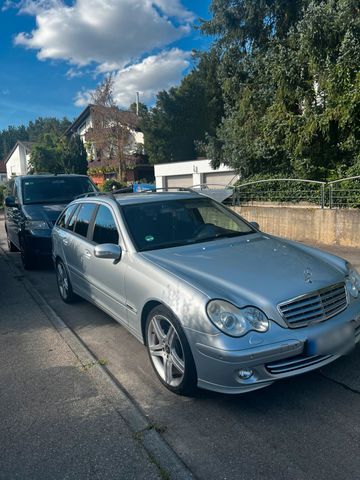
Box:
(139, 231), (255, 251)
(190, 231), (254, 245)
(140, 240), (189, 251)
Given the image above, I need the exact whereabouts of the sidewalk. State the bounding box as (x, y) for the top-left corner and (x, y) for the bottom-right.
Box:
(0, 250), (163, 480)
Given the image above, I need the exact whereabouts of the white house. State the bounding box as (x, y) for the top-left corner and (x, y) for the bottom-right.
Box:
(5, 141), (34, 179)
(155, 159), (239, 190)
(65, 104), (144, 163)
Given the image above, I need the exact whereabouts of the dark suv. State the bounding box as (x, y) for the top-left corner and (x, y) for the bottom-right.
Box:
(4, 174), (97, 269)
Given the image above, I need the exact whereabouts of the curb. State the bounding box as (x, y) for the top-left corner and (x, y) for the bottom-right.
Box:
(0, 246), (194, 480)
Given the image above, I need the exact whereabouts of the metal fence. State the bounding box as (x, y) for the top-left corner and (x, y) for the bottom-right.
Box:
(219, 176), (360, 209)
(231, 179), (326, 208)
(329, 176), (360, 209)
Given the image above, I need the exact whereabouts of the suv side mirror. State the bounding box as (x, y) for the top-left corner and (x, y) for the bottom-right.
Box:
(94, 244), (122, 261)
(5, 196), (17, 207)
(250, 221), (260, 230)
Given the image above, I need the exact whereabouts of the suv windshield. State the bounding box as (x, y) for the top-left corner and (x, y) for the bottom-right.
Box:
(21, 177), (96, 204)
(122, 197), (255, 251)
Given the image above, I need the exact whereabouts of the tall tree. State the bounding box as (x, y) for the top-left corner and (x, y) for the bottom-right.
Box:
(201, 0), (360, 180)
(87, 76), (136, 181)
(27, 117), (71, 142)
(30, 133), (88, 175)
(0, 117), (71, 162)
(61, 135), (88, 174)
(30, 133), (62, 174)
(140, 51), (224, 164)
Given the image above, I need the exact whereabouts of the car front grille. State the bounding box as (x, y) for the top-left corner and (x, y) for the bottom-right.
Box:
(266, 354), (332, 375)
(278, 283), (348, 328)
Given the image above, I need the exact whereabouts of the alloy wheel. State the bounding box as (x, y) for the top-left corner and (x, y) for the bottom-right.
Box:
(147, 315), (185, 387)
(56, 262), (69, 300)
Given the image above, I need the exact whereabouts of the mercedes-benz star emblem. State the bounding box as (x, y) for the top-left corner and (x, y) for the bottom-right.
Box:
(304, 267), (313, 284)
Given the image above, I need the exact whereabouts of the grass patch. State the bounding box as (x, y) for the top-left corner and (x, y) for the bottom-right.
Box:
(79, 358), (108, 371)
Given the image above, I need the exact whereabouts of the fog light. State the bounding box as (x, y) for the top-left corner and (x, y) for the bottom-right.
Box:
(238, 368), (253, 380)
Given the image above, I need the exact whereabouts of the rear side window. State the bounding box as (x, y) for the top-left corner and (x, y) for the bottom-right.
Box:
(92, 205), (119, 245)
(67, 205), (80, 232)
(74, 203), (97, 238)
(57, 204), (77, 229)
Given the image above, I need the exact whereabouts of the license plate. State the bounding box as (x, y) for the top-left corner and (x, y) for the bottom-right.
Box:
(306, 322), (355, 356)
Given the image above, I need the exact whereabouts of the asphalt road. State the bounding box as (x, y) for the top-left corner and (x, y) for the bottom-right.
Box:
(1, 220), (360, 480)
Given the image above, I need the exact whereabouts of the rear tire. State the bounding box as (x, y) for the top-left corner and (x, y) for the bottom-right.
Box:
(146, 305), (197, 396)
(56, 259), (77, 303)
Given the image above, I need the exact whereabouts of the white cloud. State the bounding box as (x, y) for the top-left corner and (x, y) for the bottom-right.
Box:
(74, 89), (92, 107)
(74, 49), (192, 108)
(113, 49), (192, 106)
(14, 0), (194, 69)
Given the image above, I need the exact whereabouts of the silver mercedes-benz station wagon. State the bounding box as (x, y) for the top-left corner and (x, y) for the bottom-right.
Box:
(52, 191), (360, 395)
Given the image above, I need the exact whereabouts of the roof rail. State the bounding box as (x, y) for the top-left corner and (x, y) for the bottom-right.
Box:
(140, 187), (198, 194)
(75, 191), (115, 200)
(75, 187), (200, 201)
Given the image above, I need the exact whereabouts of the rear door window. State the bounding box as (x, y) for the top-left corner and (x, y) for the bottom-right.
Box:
(73, 203), (97, 238)
(91, 205), (119, 245)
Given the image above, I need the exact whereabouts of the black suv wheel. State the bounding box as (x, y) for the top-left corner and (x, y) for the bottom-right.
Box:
(20, 239), (36, 270)
(5, 227), (17, 252)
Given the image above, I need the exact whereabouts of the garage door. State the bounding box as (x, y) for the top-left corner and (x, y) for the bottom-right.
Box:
(165, 174), (193, 189)
(203, 171), (238, 187)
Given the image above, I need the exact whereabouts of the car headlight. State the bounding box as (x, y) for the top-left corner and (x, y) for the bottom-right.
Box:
(345, 263), (360, 299)
(206, 300), (269, 337)
(25, 220), (50, 230)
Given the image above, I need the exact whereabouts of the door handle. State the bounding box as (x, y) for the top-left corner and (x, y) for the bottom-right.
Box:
(62, 239), (69, 246)
(84, 249), (92, 259)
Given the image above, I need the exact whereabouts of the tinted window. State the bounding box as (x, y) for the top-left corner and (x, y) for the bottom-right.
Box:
(74, 203), (97, 238)
(21, 177), (96, 204)
(92, 206), (119, 245)
(67, 205), (80, 232)
(122, 197), (254, 251)
(57, 204), (77, 229)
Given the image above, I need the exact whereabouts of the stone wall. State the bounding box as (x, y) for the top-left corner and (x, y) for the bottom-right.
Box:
(232, 205), (360, 248)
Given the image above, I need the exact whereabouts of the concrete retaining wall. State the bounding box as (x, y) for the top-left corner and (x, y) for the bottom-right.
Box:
(232, 205), (360, 248)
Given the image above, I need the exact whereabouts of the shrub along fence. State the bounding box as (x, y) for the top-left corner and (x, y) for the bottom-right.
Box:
(230, 176), (360, 209)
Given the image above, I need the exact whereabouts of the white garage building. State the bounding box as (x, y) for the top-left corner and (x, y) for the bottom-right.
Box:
(154, 159), (239, 190)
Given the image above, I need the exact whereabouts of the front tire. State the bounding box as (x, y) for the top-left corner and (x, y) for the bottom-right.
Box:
(56, 259), (77, 303)
(146, 305), (197, 395)
(20, 239), (36, 270)
(6, 230), (17, 252)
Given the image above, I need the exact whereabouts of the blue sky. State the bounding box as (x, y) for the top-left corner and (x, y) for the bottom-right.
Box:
(0, 0), (212, 130)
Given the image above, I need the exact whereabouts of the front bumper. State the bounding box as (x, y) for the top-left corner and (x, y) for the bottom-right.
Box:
(186, 299), (360, 394)
(23, 229), (52, 256)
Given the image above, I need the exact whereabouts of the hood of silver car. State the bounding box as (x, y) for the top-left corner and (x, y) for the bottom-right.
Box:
(142, 234), (345, 320)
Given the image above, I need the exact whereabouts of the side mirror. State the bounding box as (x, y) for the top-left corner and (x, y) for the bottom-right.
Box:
(94, 243), (122, 261)
(250, 221), (260, 230)
(5, 196), (16, 207)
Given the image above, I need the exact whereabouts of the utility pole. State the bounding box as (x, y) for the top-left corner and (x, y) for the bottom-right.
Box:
(136, 91), (140, 116)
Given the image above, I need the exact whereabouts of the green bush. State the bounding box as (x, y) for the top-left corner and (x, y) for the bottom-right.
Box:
(234, 174), (323, 206)
(101, 179), (128, 192)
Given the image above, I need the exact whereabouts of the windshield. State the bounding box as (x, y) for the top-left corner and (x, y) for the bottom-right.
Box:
(122, 197), (255, 251)
(22, 177), (96, 204)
